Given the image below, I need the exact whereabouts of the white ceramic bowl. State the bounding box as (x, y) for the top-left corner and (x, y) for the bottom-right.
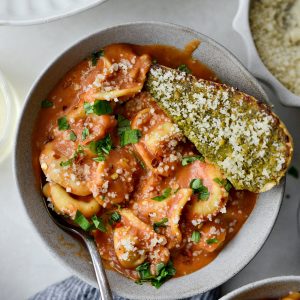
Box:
(221, 276), (300, 300)
(0, 69), (19, 163)
(14, 22), (284, 300)
(0, 0), (107, 25)
(233, 0), (300, 107)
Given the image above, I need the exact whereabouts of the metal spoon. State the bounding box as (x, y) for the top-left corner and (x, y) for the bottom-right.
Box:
(42, 196), (113, 300)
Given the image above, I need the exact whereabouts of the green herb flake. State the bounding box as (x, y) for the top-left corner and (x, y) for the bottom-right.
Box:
(59, 159), (73, 167)
(74, 211), (91, 231)
(152, 188), (172, 201)
(84, 102), (94, 114)
(91, 215), (107, 232)
(214, 178), (232, 192)
(58, 116), (70, 131)
(135, 261), (176, 288)
(60, 145), (85, 167)
(178, 64), (191, 74)
(288, 166), (299, 179)
(93, 100), (113, 116)
(41, 99), (53, 108)
(91, 49), (104, 66)
(151, 261), (176, 289)
(206, 238), (219, 245)
(117, 114), (131, 135)
(131, 151), (146, 170)
(92, 154), (106, 162)
(191, 230), (201, 243)
(189, 178), (210, 201)
(120, 129), (141, 147)
(152, 58), (158, 65)
(69, 131), (77, 142)
(82, 127), (90, 140)
(89, 134), (113, 162)
(136, 262), (153, 281)
(109, 211), (121, 225)
(182, 155), (204, 166)
(153, 217), (168, 232)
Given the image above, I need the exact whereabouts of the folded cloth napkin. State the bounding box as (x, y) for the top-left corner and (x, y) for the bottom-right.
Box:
(29, 276), (220, 300)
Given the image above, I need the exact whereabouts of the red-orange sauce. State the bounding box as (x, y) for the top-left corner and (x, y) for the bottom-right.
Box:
(32, 42), (257, 282)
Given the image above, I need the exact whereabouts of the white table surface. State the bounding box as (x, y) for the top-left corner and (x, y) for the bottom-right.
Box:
(0, 0), (299, 299)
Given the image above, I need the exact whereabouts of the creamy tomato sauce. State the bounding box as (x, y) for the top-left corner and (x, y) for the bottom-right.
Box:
(33, 42), (257, 285)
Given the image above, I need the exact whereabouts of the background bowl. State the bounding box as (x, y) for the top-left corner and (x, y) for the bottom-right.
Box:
(233, 0), (300, 108)
(220, 276), (300, 300)
(0, 0), (107, 25)
(14, 22), (284, 300)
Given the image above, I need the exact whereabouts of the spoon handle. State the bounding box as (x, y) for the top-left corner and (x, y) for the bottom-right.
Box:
(84, 236), (113, 300)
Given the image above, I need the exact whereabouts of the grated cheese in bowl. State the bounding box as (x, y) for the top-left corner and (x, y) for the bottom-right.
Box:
(250, 0), (300, 96)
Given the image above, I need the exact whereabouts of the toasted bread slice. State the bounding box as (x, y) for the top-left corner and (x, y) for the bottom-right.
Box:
(146, 65), (293, 192)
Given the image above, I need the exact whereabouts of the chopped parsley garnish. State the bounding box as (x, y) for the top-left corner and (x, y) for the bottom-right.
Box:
(93, 100), (113, 115)
(181, 155), (204, 166)
(82, 127), (89, 140)
(91, 49), (104, 66)
(136, 262), (152, 283)
(214, 178), (232, 192)
(117, 114), (131, 135)
(69, 131), (77, 142)
(109, 211), (121, 225)
(59, 159), (72, 167)
(58, 116), (70, 130)
(74, 211), (108, 233)
(206, 238), (219, 245)
(89, 134), (113, 162)
(153, 217), (168, 232)
(152, 58), (158, 64)
(41, 99), (53, 108)
(117, 115), (142, 147)
(60, 145), (85, 167)
(84, 100), (112, 115)
(190, 178), (210, 201)
(74, 211), (91, 231)
(288, 166), (299, 179)
(152, 261), (176, 288)
(131, 151), (146, 169)
(135, 261), (176, 288)
(152, 188), (172, 201)
(191, 230), (201, 243)
(91, 215), (107, 233)
(178, 64), (191, 74)
(120, 129), (141, 147)
(84, 102), (94, 114)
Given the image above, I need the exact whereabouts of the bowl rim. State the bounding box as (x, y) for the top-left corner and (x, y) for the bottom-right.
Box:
(220, 275), (300, 300)
(13, 21), (285, 299)
(0, 0), (107, 26)
(232, 0), (300, 107)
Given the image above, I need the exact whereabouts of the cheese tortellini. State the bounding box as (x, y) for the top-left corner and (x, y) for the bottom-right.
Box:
(40, 142), (91, 196)
(43, 182), (101, 219)
(114, 209), (169, 269)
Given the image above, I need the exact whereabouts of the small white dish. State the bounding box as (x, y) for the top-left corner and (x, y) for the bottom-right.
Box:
(233, 0), (300, 107)
(0, 0), (107, 26)
(221, 276), (300, 300)
(0, 69), (19, 163)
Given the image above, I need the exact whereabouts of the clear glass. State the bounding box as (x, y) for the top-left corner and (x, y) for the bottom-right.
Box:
(0, 69), (19, 163)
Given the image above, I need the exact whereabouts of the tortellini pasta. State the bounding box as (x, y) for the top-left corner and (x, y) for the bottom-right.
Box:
(114, 209), (169, 269)
(43, 182), (101, 219)
(176, 160), (229, 222)
(40, 142), (91, 196)
(132, 107), (183, 176)
(134, 188), (193, 249)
